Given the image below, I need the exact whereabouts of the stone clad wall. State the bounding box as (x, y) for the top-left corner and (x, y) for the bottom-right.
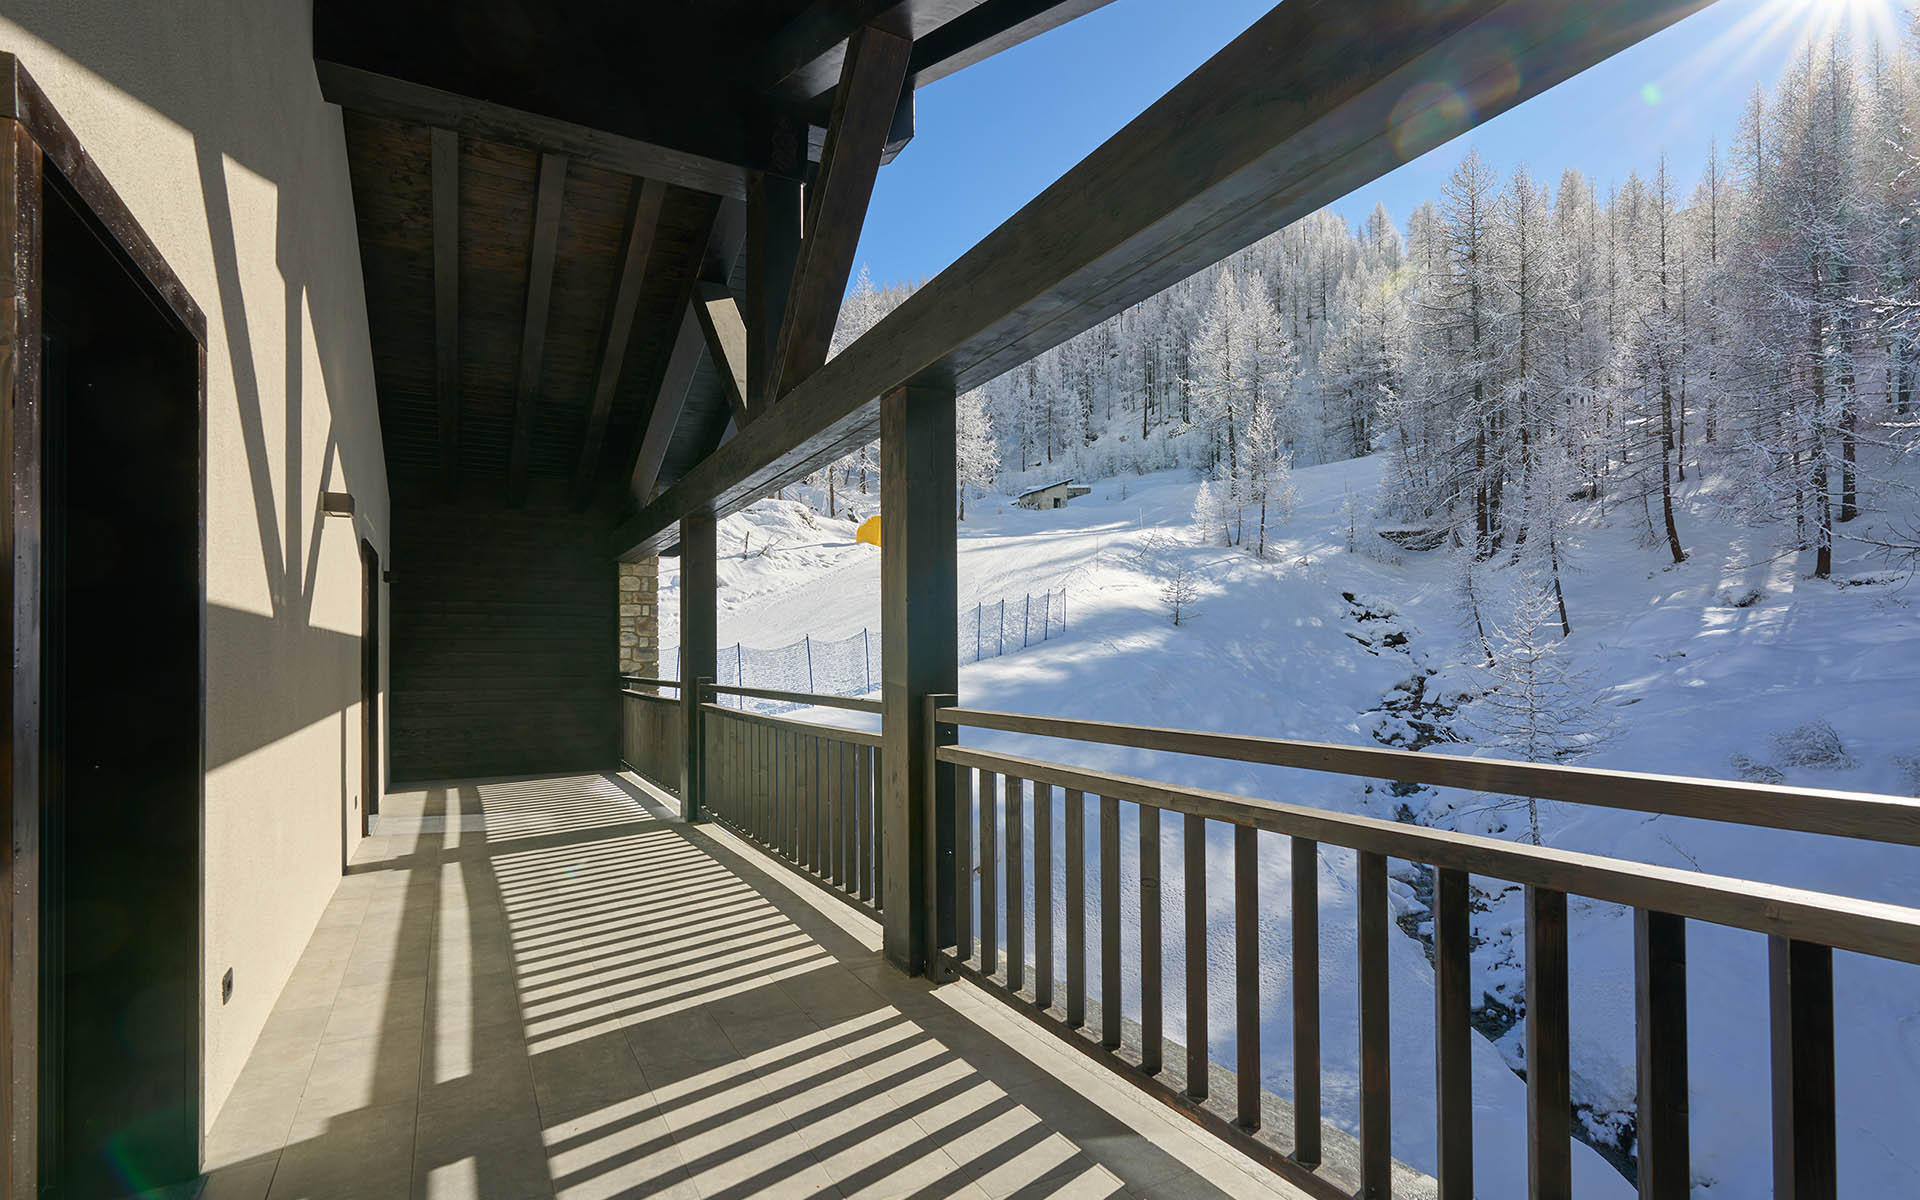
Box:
(618, 558), (661, 678)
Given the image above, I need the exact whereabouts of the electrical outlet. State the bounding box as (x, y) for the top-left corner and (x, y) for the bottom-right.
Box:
(221, 968), (233, 1004)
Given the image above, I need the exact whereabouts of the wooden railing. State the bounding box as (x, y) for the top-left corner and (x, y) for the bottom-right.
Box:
(926, 702), (1920, 1200)
(701, 684), (885, 916)
(618, 676), (682, 790)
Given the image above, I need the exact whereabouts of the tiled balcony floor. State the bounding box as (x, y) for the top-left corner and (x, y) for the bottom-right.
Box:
(200, 772), (1309, 1199)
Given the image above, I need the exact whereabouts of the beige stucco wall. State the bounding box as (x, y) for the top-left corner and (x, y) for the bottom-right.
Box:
(0, 0), (389, 1131)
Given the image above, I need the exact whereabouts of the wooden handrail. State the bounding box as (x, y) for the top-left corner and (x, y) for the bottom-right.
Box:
(700, 702), (883, 747)
(622, 683), (683, 702)
(709, 682), (882, 714)
(935, 705), (1920, 846)
(620, 675), (681, 690)
(936, 743), (1920, 967)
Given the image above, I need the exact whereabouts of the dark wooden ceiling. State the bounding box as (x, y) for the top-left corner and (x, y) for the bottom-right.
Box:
(320, 0), (1113, 514)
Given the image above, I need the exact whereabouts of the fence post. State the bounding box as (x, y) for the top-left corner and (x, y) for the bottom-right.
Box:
(805, 635), (815, 692)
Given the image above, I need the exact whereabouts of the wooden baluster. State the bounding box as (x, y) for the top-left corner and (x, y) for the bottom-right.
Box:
(810, 735), (823, 872)
(830, 739), (845, 888)
(1066, 788), (1087, 1028)
(1527, 885), (1572, 1200)
(1636, 909), (1689, 1200)
(1187, 814), (1208, 1101)
(1770, 936), (1836, 1200)
(1101, 795), (1121, 1050)
(857, 744), (874, 902)
(1234, 824), (1260, 1130)
(871, 747), (883, 906)
(1034, 782), (1054, 1012)
(1007, 777), (1025, 993)
(955, 765), (972, 959)
(1434, 867), (1472, 1196)
(775, 725), (791, 856)
(1292, 837), (1320, 1165)
(839, 739), (853, 890)
(1141, 804), (1162, 1075)
(980, 770), (998, 975)
(1357, 850), (1390, 1199)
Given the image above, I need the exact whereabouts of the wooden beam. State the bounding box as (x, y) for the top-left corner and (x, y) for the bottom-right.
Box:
(627, 200), (748, 503)
(693, 282), (754, 427)
(768, 0), (1119, 105)
(506, 151), (567, 507)
(572, 178), (668, 508)
(431, 127), (460, 492)
(766, 23), (910, 407)
(745, 171), (803, 407)
(762, 0), (911, 100)
(907, 0), (1120, 91)
(612, 0), (1713, 559)
(315, 61), (756, 199)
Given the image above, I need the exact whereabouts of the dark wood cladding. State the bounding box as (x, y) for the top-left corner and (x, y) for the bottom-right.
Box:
(341, 112), (715, 506)
(388, 488), (615, 781)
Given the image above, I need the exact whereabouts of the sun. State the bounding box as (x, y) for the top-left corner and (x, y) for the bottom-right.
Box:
(1663, 0), (1909, 84)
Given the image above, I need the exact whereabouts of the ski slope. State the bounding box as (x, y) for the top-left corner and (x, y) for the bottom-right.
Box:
(657, 457), (1920, 1197)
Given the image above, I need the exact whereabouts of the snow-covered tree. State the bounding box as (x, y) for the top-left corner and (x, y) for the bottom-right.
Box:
(1472, 577), (1616, 843)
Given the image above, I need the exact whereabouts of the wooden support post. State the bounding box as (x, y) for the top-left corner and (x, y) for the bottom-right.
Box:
(880, 380), (956, 973)
(679, 514), (716, 821)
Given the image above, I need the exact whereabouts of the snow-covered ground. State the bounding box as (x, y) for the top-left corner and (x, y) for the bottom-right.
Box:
(658, 458), (1920, 1197)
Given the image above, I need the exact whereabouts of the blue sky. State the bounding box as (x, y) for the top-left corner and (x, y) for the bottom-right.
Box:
(851, 0), (1912, 287)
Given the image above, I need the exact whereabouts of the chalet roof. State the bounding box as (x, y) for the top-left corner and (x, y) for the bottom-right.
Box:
(315, 0), (1115, 512)
(1016, 479), (1084, 499)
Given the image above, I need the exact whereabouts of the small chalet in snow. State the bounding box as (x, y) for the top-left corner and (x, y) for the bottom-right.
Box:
(1015, 479), (1093, 509)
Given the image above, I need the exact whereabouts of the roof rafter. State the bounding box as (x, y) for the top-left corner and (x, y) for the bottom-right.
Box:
(572, 178), (669, 508)
(766, 22), (911, 409)
(506, 151), (568, 507)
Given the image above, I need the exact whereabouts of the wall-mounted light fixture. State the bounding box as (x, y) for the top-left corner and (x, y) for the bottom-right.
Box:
(321, 491), (356, 518)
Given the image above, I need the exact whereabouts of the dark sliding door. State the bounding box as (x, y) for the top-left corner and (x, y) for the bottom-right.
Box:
(3, 58), (208, 1200)
(38, 169), (202, 1200)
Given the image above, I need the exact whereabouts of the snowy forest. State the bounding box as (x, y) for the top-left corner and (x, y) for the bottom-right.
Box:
(809, 31), (1920, 602)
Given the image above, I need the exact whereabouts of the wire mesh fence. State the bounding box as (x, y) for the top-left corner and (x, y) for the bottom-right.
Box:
(662, 589), (1069, 712)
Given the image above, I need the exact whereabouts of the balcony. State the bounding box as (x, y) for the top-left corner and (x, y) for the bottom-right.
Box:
(200, 770), (1318, 1200)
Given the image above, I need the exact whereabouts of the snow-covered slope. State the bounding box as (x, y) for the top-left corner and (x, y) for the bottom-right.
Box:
(658, 458), (1920, 1197)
